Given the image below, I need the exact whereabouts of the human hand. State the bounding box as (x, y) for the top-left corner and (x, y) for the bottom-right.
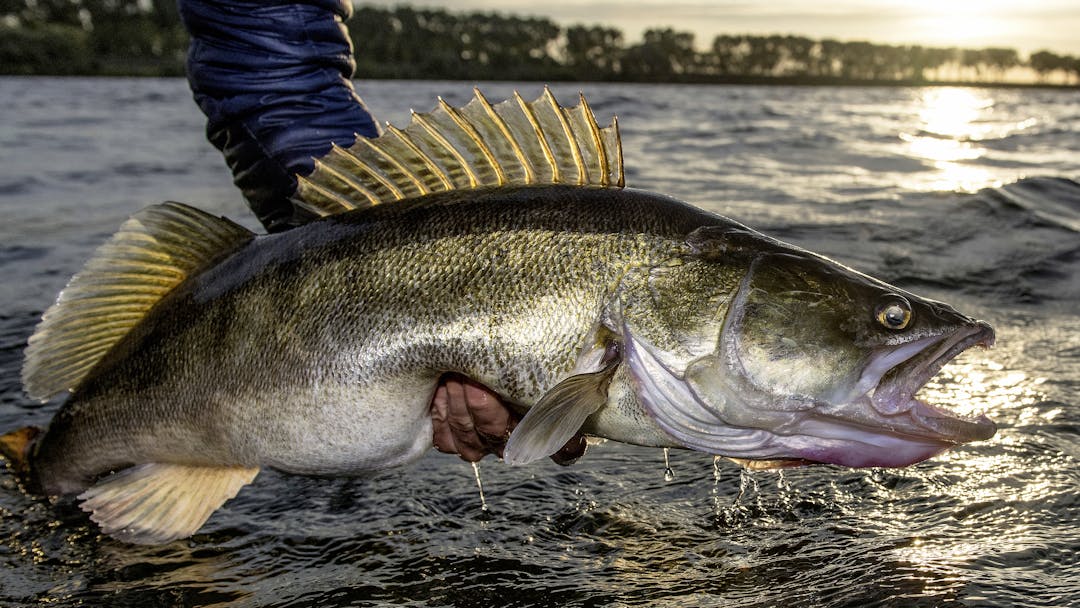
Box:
(430, 374), (587, 465)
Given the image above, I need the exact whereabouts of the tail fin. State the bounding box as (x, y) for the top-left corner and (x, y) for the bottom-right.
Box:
(0, 426), (41, 477)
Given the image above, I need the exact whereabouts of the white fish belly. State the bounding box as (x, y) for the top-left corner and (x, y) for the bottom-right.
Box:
(244, 377), (437, 476)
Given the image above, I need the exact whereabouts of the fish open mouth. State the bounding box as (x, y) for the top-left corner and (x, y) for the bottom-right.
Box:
(871, 321), (997, 443)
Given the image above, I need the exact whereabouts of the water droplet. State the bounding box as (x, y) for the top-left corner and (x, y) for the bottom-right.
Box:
(711, 455), (726, 517)
(663, 447), (675, 481)
(775, 469), (793, 514)
(471, 461), (488, 512)
(735, 467), (759, 504)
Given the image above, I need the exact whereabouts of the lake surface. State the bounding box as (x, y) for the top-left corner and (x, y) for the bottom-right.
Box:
(0, 78), (1077, 607)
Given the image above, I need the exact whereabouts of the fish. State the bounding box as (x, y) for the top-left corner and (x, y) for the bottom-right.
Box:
(0, 89), (996, 545)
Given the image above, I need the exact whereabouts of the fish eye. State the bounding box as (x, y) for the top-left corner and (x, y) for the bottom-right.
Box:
(876, 296), (912, 330)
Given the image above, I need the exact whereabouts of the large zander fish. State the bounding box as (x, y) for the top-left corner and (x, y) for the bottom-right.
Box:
(1, 90), (996, 544)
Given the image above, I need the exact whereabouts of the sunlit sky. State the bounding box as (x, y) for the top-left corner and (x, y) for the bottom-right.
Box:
(360, 0), (1080, 55)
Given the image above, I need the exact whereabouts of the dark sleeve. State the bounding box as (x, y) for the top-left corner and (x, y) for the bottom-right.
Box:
(179, 0), (380, 232)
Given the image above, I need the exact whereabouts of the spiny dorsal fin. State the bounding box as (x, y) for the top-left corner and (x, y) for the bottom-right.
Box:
(295, 87), (623, 217)
(22, 203), (254, 401)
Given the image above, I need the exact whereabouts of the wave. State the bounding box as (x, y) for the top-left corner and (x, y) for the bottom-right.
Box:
(967, 176), (1080, 233)
(916, 176), (1080, 305)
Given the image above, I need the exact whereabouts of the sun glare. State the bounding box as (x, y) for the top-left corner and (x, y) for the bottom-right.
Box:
(901, 88), (1007, 192)
(918, 89), (993, 138)
(887, 0), (1019, 46)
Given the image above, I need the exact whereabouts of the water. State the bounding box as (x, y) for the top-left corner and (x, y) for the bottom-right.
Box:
(1, 78), (1077, 607)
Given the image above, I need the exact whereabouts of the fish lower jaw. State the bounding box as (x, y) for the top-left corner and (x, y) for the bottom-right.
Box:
(910, 397), (997, 442)
(799, 442), (952, 469)
(865, 387), (995, 444)
(777, 414), (954, 468)
(870, 387), (988, 423)
(867, 322), (997, 439)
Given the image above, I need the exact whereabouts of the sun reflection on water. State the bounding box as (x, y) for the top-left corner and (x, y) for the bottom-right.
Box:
(918, 88), (994, 138)
(913, 349), (1052, 506)
(918, 352), (1041, 419)
(900, 88), (1018, 193)
(887, 348), (1061, 583)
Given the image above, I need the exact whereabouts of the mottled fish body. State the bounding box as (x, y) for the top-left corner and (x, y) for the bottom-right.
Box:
(33, 187), (707, 492)
(2, 90), (996, 544)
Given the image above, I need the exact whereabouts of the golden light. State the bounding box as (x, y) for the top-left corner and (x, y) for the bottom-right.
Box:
(917, 88), (993, 139)
(917, 354), (1040, 420)
(886, 0), (1020, 46)
(886, 339), (1056, 574)
(901, 88), (1004, 192)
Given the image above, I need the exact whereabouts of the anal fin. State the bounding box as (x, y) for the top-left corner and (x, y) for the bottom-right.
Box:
(78, 463), (259, 545)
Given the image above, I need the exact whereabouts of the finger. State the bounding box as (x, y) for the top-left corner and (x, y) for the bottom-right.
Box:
(430, 384), (458, 454)
(444, 376), (488, 462)
(462, 380), (521, 459)
(463, 381), (511, 438)
(549, 434), (588, 466)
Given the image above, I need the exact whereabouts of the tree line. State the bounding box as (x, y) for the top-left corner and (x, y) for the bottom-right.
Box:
(1, 0), (188, 75)
(2, 1), (1079, 86)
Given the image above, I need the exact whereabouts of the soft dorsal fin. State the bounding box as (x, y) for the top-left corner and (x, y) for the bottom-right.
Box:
(22, 203), (254, 401)
(295, 87), (624, 217)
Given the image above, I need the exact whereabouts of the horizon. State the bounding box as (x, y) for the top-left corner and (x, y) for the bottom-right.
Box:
(357, 0), (1080, 57)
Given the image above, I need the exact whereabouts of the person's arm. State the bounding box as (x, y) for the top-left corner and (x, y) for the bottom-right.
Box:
(179, 0), (378, 232)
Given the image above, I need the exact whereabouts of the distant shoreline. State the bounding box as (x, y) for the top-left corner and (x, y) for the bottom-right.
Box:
(2, 74), (1076, 91)
(4, 3), (1079, 88)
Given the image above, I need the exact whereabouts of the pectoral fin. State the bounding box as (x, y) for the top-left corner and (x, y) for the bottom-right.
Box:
(503, 344), (621, 465)
(78, 463), (259, 545)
